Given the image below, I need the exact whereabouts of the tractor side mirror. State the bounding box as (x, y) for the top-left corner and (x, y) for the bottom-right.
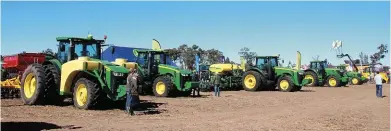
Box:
(111, 47), (115, 54)
(59, 44), (65, 52)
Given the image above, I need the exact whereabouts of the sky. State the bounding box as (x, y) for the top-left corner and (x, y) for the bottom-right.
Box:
(1, 1), (390, 66)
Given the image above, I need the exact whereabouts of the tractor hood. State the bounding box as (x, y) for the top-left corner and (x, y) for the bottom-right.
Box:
(91, 59), (129, 73)
(158, 64), (193, 75)
(326, 68), (344, 73)
(274, 67), (305, 74)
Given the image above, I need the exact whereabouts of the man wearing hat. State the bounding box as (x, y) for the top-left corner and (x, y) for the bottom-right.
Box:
(125, 68), (140, 115)
(213, 72), (221, 97)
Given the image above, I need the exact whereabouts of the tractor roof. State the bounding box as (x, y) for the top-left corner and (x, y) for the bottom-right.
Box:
(256, 56), (279, 58)
(310, 60), (325, 63)
(56, 37), (104, 42)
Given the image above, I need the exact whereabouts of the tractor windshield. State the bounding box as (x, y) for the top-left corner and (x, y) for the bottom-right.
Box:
(153, 53), (168, 65)
(310, 62), (323, 69)
(74, 42), (99, 59)
(269, 57), (278, 67)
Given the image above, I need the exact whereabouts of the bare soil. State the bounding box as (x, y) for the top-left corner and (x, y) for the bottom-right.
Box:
(1, 84), (390, 131)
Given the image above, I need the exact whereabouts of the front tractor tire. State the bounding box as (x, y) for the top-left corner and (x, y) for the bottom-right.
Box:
(153, 76), (174, 97)
(277, 76), (295, 92)
(20, 64), (47, 105)
(304, 71), (318, 87)
(73, 78), (100, 110)
(326, 76), (340, 87)
(350, 77), (361, 85)
(242, 71), (262, 91)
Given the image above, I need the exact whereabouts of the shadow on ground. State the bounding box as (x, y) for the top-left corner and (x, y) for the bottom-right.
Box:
(298, 89), (315, 92)
(90, 99), (167, 115)
(1, 122), (82, 131)
(134, 100), (167, 115)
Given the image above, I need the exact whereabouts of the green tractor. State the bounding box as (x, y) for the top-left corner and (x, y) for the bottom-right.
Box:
(111, 39), (199, 97)
(241, 51), (311, 92)
(20, 35), (132, 110)
(303, 60), (348, 87)
(336, 64), (366, 85)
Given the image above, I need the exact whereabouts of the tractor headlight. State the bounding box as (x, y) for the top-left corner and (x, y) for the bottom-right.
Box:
(113, 72), (125, 77)
(298, 72), (304, 75)
(181, 74), (189, 76)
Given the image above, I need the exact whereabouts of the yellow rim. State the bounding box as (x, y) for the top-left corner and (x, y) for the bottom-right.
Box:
(23, 73), (36, 99)
(329, 78), (337, 86)
(352, 78), (359, 85)
(279, 80), (290, 90)
(156, 81), (166, 95)
(244, 74), (256, 89)
(304, 75), (314, 85)
(76, 83), (88, 106)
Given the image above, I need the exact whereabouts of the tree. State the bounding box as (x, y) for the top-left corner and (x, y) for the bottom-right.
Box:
(206, 49), (223, 65)
(359, 52), (369, 64)
(238, 47), (257, 66)
(165, 48), (181, 63)
(42, 48), (56, 56)
(370, 44), (389, 64)
(224, 57), (231, 63)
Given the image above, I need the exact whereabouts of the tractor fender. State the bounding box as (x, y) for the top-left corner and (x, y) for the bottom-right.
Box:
(276, 73), (292, 81)
(59, 57), (102, 95)
(42, 59), (62, 73)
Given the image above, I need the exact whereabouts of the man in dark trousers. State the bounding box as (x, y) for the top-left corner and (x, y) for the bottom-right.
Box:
(213, 72), (221, 97)
(125, 68), (140, 116)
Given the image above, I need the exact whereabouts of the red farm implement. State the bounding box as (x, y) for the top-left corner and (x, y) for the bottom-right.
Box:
(1, 53), (46, 99)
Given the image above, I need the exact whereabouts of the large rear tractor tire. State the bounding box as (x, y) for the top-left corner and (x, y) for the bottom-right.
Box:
(326, 76), (340, 87)
(73, 78), (100, 110)
(20, 64), (47, 105)
(350, 77), (361, 85)
(242, 71), (262, 91)
(277, 75), (295, 92)
(44, 64), (63, 104)
(153, 76), (174, 97)
(304, 71), (318, 87)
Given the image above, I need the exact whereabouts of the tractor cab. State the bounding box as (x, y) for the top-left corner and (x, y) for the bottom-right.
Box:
(56, 35), (105, 63)
(135, 49), (169, 80)
(309, 60), (328, 78)
(254, 56), (279, 80)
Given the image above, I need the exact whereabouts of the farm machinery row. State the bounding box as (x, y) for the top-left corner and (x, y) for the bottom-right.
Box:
(195, 51), (313, 92)
(1, 36), (200, 110)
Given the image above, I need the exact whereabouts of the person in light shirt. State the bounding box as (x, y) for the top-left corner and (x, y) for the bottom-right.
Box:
(374, 71), (383, 98)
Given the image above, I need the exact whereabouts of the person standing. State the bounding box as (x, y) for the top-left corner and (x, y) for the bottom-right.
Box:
(125, 68), (140, 115)
(374, 71), (383, 98)
(213, 72), (221, 97)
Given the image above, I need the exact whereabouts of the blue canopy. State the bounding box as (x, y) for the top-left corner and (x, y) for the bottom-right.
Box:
(102, 46), (178, 67)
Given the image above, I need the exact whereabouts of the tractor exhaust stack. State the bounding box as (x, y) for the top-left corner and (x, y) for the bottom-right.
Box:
(296, 51), (301, 70)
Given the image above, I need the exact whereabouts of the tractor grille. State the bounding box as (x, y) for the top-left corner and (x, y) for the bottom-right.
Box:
(110, 73), (128, 94)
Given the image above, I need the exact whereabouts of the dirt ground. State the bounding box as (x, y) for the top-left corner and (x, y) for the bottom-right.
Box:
(1, 84), (390, 131)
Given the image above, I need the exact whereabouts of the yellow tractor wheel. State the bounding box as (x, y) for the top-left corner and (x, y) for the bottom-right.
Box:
(326, 76), (340, 87)
(73, 78), (100, 110)
(153, 76), (173, 97)
(304, 71), (318, 87)
(20, 64), (46, 105)
(242, 71), (262, 91)
(351, 77), (361, 85)
(277, 76), (295, 92)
